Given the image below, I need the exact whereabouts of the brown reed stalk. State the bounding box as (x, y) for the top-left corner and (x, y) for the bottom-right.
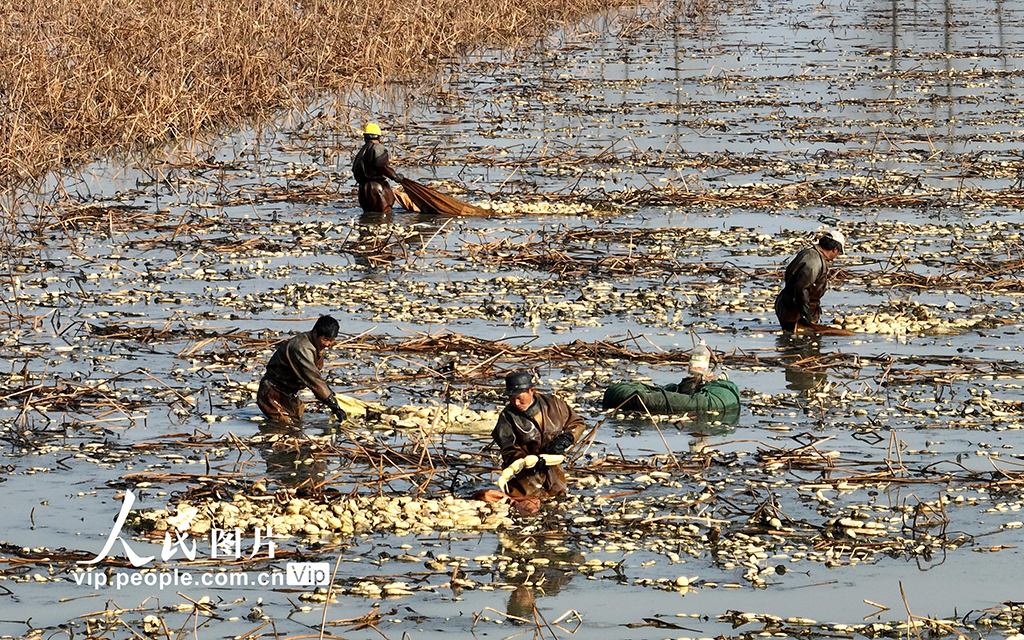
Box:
(1, 0), (727, 185)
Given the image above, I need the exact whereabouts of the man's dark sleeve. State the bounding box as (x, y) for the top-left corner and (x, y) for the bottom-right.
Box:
(373, 146), (398, 181)
(352, 148), (366, 183)
(550, 396), (587, 442)
(284, 339), (332, 402)
(787, 258), (823, 322)
(493, 412), (525, 467)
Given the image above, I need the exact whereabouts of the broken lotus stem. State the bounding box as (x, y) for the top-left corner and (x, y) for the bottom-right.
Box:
(496, 454), (565, 492)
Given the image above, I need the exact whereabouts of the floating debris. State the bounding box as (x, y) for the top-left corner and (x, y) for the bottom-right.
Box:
(130, 494), (514, 537)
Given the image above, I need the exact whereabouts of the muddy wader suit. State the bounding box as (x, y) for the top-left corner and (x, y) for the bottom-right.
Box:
(492, 393), (587, 499)
(353, 139), (400, 214)
(775, 245), (831, 332)
(257, 332), (346, 425)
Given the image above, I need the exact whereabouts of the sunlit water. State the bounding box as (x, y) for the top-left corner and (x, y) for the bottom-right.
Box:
(2, 0), (1024, 638)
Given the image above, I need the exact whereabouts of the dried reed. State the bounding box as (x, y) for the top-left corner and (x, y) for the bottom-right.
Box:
(0, 0), (706, 185)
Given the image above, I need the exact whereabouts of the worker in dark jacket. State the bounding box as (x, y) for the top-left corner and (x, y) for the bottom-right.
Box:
(257, 316), (348, 426)
(492, 371), (587, 499)
(774, 229), (845, 332)
(352, 123), (406, 214)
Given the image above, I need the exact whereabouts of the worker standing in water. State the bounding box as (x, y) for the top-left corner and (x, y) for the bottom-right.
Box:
(256, 316), (349, 425)
(492, 371), (587, 499)
(774, 230), (845, 332)
(352, 123), (411, 214)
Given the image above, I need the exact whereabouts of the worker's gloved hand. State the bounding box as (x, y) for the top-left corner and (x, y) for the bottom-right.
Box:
(324, 396), (348, 422)
(543, 431), (575, 455)
(394, 173), (406, 182)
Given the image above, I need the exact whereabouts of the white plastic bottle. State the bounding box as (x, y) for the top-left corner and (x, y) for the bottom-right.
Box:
(689, 339), (711, 376)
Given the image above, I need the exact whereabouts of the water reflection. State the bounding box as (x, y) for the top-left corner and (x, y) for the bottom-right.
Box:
(255, 421), (328, 488)
(776, 333), (828, 392)
(357, 209), (450, 229)
(494, 531), (586, 623)
(357, 210), (393, 226)
(350, 210), (454, 271)
(686, 408), (739, 453)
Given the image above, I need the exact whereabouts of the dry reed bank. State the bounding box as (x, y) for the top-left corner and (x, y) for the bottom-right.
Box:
(0, 0), (643, 185)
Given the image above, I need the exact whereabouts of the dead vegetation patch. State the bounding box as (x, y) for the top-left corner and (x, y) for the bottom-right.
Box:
(0, 0), (735, 185)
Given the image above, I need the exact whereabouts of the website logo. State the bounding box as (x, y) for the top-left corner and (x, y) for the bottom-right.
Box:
(79, 490), (276, 567)
(286, 563), (331, 586)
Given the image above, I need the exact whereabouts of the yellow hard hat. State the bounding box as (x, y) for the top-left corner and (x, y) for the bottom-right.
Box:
(364, 123), (382, 137)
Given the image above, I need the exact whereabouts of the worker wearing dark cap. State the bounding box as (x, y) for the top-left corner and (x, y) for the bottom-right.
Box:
(256, 315), (349, 426)
(775, 229), (846, 332)
(491, 370), (587, 499)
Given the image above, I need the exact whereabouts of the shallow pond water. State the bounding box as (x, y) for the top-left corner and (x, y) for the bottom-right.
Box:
(2, 0), (1024, 638)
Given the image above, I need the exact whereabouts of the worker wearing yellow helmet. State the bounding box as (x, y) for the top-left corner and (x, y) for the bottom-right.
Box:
(352, 123), (407, 213)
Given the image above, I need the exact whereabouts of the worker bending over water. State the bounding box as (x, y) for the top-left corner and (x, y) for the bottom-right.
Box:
(257, 315), (348, 426)
(774, 229), (845, 332)
(492, 371), (587, 499)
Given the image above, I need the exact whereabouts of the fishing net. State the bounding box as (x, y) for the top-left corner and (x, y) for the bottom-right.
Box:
(400, 178), (487, 216)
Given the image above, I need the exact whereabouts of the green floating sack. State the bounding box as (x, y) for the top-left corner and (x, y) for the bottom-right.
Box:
(602, 380), (741, 417)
